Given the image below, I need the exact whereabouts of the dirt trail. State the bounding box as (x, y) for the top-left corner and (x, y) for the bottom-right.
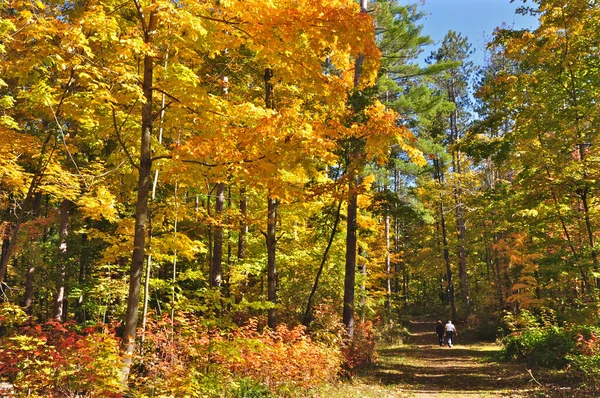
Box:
(362, 319), (536, 397)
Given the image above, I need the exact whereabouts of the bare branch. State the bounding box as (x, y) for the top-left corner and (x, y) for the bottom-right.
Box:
(526, 368), (543, 387)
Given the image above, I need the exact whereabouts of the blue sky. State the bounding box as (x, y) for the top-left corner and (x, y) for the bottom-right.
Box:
(417, 0), (539, 66)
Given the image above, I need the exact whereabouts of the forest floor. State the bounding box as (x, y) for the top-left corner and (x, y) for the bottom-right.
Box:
(317, 318), (582, 398)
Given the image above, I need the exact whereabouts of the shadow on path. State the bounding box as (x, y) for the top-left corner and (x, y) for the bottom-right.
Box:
(364, 319), (534, 397)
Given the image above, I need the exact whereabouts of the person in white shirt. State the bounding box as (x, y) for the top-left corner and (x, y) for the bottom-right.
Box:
(445, 320), (457, 347)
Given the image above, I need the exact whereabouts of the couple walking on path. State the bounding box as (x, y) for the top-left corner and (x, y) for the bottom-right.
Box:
(436, 320), (457, 347)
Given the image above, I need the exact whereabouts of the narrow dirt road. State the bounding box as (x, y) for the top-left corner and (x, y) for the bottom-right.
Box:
(323, 319), (582, 397)
(369, 319), (535, 397)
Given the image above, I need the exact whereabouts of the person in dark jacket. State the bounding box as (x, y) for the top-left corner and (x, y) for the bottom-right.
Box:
(435, 320), (445, 346)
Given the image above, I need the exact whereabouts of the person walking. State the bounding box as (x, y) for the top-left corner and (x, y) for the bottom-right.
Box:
(436, 320), (445, 347)
(445, 320), (457, 347)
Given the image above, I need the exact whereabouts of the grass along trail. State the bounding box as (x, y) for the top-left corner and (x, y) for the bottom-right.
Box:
(322, 319), (579, 397)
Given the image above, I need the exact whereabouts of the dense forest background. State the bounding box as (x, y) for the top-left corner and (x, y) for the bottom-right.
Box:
(2, 0), (600, 396)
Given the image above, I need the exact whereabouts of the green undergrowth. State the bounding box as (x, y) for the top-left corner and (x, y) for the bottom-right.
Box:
(499, 309), (600, 393)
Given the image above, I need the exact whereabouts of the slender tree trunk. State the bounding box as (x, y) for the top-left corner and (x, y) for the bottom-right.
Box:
(385, 213), (392, 325)
(170, 183), (178, 330)
(487, 240), (504, 308)
(53, 199), (73, 322)
(266, 196), (278, 329)
(393, 170), (401, 296)
(238, 187), (247, 259)
(0, 129), (57, 288)
(207, 183), (213, 270)
(343, 0), (368, 338)
(0, 185), (37, 287)
(536, 131), (589, 292)
(435, 159), (456, 320)
(23, 264), (35, 312)
(227, 187), (232, 280)
(359, 247), (367, 323)
(451, 119), (470, 316)
(303, 201), (342, 326)
(263, 67), (279, 328)
(492, 246), (504, 307)
(344, 179), (358, 337)
(211, 183), (225, 288)
(76, 233), (88, 322)
(454, 190), (470, 316)
(141, 253), (152, 346)
(440, 202), (456, 320)
(22, 193), (42, 311)
(0, 223), (11, 297)
(565, 47), (598, 288)
(580, 189), (599, 288)
(403, 267), (409, 302)
(122, 9), (158, 383)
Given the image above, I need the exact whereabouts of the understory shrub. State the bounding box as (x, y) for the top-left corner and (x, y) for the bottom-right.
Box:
(378, 322), (410, 345)
(134, 313), (342, 396)
(501, 326), (576, 368)
(0, 304), (123, 397)
(501, 309), (600, 390)
(1, 305), (364, 397)
(566, 328), (600, 390)
(342, 320), (378, 373)
(500, 309), (575, 368)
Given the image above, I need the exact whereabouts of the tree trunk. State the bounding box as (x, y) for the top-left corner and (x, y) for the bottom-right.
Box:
(121, 9), (158, 384)
(303, 201), (342, 327)
(23, 263), (34, 312)
(0, 186), (36, 286)
(238, 187), (247, 259)
(263, 66), (279, 329)
(227, 187), (232, 282)
(53, 199), (73, 321)
(343, 181), (358, 338)
(385, 213), (392, 325)
(454, 189), (470, 316)
(207, 183), (213, 270)
(343, 0), (368, 339)
(0, 223), (10, 295)
(580, 189), (599, 288)
(451, 113), (470, 316)
(266, 196), (278, 329)
(76, 233), (88, 322)
(22, 193), (42, 312)
(211, 182), (225, 288)
(358, 247), (367, 323)
(435, 159), (456, 320)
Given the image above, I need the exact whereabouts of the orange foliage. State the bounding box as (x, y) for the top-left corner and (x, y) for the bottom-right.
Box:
(0, 321), (123, 397)
(342, 320), (378, 373)
(136, 313), (341, 395)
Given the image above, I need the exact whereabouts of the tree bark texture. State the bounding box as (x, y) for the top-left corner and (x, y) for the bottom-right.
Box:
(238, 187), (247, 260)
(53, 199), (73, 321)
(266, 196), (278, 329)
(343, 182), (358, 338)
(435, 159), (456, 320)
(211, 182), (225, 288)
(343, 0), (369, 338)
(385, 214), (392, 325)
(121, 8), (158, 384)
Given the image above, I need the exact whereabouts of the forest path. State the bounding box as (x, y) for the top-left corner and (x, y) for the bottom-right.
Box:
(365, 319), (535, 397)
(324, 318), (584, 397)
(326, 318), (548, 397)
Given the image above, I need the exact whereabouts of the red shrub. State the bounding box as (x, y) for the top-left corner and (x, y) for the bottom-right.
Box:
(0, 320), (123, 397)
